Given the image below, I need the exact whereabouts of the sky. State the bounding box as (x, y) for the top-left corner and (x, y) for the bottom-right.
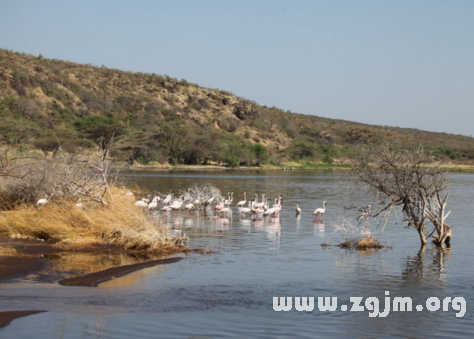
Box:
(1, 0), (473, 136)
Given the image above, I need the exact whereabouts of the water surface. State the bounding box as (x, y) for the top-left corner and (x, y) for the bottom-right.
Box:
(1, 170), (473, 338)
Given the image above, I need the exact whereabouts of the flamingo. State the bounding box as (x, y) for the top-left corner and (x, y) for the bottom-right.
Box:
(313, 201), (327, 221)
(214, 198), (225, 212)
(295, 200), (301, 217)
(224, 192), (234, 205)
(148, 196), (161, 211)
(135, 198), (149, 208)
(251, 200), (265, 218)
(184, 202), (194, 214)
(240, 200), (253, 215)
(254, 193), (266, 209)
(270, 196), (283, 218)
(169, 196), (184, 213)
(162, 190), (173, 205)
(236, 192), (247, 207)
(219, 201), (231, 215)
(125, 190), (135, 200)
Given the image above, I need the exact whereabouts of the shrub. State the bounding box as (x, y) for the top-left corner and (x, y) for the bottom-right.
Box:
(226, 155), (240, 168)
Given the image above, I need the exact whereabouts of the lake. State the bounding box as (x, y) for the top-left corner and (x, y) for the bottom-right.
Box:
(1, 170), (472, 338)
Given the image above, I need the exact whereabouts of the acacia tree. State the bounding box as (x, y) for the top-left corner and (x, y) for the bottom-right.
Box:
(352, 144), (452, 247)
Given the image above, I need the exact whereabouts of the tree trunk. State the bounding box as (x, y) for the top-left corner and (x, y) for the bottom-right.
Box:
(417, 225), (428, 247)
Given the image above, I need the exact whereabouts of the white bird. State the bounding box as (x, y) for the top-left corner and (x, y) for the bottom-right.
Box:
(219, 201), (231, 215)
(251, 199), (265, 218)
(148, 196), (161, 211)
(75, 197), (83, 208)
(184, 202), (194, 214)
(162, 190), (173, 205)
(224, 192), (234, 205)
(135, 198), (149, 208)
(266, 197), (282, 218)
(240, 200), (253, 215)
(169, 196), (184, 212)
(313, 201), (327, 221)
(236, 192), (247, 207)
(36, 197), (48, 207)
(295, 200), (301, 216)
(254, 193), (266, 209)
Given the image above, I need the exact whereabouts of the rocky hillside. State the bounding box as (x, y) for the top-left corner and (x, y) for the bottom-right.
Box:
(1, 48), (473, 166)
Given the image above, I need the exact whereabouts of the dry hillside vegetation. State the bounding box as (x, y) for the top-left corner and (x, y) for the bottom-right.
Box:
(1, 49), (474, 166)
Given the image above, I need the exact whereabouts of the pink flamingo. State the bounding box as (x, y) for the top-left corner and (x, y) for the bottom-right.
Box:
(251, 200), (265, 219)
(214, 198), (225, 214)
(219, 201), (231, 215)
(313, 201), (327, 221)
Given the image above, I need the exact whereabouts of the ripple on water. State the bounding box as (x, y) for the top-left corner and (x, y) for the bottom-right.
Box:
(1, 172), (473, 338)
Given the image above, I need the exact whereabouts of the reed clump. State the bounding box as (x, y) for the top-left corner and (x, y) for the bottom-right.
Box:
(0, 187), (187, 252)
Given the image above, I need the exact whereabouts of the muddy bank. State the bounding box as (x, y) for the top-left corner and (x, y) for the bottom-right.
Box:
(0, 237), (187, 284)
(0, 310), (47, 329)
(58, 257), (183, 287)
(0, 238), (62, 282)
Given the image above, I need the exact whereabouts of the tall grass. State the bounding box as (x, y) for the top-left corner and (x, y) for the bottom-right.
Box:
(0, 187), (187, 252)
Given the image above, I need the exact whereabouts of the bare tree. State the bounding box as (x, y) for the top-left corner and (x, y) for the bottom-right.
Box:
(0, 145), (34, 179)
(352, 144), (452, 247)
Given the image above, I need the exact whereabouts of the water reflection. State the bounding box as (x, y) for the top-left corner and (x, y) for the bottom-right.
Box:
(313, 221), (326, 238)
(402, 247), (451, 287)
(1, 171), (473, 339)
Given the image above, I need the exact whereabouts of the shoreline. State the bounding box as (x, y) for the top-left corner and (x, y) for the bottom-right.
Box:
(118, 162), (474, 173)
(0, 311), (47, 329)
(0, 237), (187, 328)
(0, 237), (187, 284)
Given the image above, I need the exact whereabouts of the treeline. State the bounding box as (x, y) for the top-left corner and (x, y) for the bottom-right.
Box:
(1, 49), (474, 166)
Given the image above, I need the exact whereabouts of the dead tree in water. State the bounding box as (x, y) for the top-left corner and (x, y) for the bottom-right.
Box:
(352, 144), (451, 247)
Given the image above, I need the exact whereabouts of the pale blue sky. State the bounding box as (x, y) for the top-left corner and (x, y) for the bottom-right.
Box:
(1, 0), (473, 136)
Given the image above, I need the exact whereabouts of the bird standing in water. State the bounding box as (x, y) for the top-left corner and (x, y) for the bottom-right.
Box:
(313, 201), (327, 221)
(295, 200), (301, 217)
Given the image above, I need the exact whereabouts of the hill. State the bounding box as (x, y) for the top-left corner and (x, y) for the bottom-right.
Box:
(1, 48), (474, 166)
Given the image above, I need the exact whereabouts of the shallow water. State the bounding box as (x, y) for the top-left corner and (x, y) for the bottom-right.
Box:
(1, 170), (473, 338)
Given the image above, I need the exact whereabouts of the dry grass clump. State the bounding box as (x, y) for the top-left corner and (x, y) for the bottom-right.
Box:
(330, 216), (385, 250)
(0, 187), (187, 252)
(339, 237), (384, 250)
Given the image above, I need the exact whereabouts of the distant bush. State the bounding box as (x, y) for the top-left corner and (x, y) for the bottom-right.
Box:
(226, 155), (240, 168)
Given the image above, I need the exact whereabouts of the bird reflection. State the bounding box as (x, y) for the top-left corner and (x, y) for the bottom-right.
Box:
(266, 221), (281, 249)
(212, 217), (230, 231)
(313, 221), (325, 238)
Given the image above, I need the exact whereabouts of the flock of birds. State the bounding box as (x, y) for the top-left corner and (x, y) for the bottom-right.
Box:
(35, 190), (375, 225)
(131, 190), (328, 221)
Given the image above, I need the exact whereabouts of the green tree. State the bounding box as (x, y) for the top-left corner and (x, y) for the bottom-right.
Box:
(249, 143), (268, 166)
(226, 155), (240, 168)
